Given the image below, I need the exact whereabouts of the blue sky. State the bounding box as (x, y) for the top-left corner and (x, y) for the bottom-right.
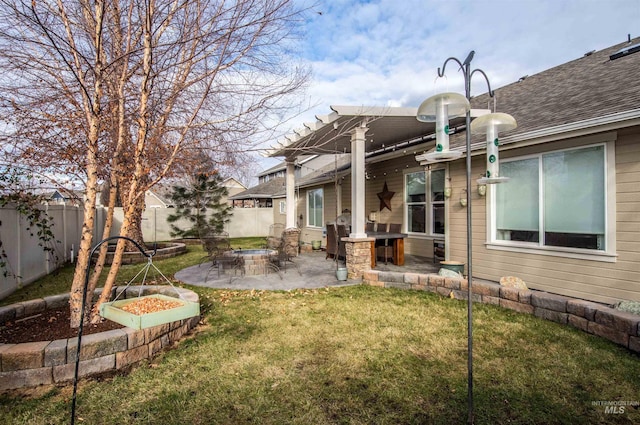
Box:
(259, 0), (639, 171)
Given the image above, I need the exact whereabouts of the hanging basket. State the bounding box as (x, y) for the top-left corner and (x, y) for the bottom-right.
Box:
(100, 294), (200, 330)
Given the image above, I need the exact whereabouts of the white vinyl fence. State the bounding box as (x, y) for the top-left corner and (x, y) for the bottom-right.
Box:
(111, 206), (274, 241)
(0, 204), (105, 300)
(0, 203), (271, 300)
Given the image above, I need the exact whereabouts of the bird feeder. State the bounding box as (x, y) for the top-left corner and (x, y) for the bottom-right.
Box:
(470, 112), (517, 184)
(416, 92), (470, 163)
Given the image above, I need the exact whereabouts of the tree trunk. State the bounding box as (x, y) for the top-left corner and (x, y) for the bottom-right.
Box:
(86, 179), (118, 295)
(68, 1), (106, 329)
(89, 10), (154, 324)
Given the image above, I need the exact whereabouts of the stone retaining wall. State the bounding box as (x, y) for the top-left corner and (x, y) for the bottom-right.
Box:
(94, 243), (187, 265)
(363, 270), (640, 354)
(0, 285), (200, 391)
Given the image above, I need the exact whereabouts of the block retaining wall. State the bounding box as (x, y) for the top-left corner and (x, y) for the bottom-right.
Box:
(0, 285), (200, 391)
(363, 270), (640, 354)
(92, 243), (188, 265)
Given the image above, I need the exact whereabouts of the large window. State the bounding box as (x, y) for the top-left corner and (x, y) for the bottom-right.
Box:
(494, 145), (606, 250)
(307, 188), (323, 228)
(405, 169), (445, 235)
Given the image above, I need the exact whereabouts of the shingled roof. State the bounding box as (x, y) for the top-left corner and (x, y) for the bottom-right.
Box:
(453, 36), (640, 149)
(229, 177), (285, 199)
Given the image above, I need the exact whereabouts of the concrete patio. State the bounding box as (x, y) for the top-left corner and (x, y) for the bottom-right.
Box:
(175, 250), (441, 291)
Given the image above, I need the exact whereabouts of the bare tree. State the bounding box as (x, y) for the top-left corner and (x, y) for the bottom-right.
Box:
(0, 0), (309, 326)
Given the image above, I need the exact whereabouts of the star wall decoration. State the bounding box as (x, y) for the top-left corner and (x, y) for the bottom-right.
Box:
(377, 181), (395, 211)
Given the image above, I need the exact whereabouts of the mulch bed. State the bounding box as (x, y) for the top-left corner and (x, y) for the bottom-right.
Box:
(0, 307), (124, 344)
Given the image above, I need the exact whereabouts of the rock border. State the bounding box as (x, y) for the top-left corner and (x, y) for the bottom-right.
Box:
(0, 285), (200, 391)
(363, 270), (640, 354)
(93, 242), (187, 265)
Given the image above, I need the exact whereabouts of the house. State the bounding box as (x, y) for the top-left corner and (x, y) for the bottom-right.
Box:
(145, 177), (246, 208)
(45, 189), (83, 206)
(111, 177), (247, 241)
(228, 156), (350, 237)
(266, 37), (640, 304)
(258, 154), (347, 183)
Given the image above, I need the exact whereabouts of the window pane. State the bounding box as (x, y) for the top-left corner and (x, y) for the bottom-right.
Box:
(496, 158), (539, 239)
(406, 172), (426, 202)
(431, 169), (445, 202)
(543, 146), (604, 235)
(407, 205), (425, 233)
(308, 189), (323, 227)
(432, 204), (444, 234)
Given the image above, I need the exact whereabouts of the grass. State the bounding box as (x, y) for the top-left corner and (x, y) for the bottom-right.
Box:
(2, 238), (640, 424)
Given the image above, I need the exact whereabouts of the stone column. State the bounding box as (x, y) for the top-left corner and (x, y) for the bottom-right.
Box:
(344, 237), (374, 279)
(282, 227), (301, 257)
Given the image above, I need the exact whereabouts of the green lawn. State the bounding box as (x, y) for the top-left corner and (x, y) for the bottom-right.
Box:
(1, 239), (640, 424)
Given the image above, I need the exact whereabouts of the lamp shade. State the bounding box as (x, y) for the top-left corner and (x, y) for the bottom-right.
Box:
(416, 93), (469, 163)
(471, 112), (517, 184)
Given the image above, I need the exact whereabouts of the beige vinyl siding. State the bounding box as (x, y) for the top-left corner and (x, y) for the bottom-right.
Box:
(295, 176), (350, 248)
(364, 155), (442, 258)
(447, 128), (640, 304)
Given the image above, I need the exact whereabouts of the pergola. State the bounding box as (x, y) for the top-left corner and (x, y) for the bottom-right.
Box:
(267, 105), (487, 239)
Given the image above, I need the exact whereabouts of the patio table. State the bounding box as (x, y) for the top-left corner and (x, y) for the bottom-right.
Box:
(365, 231), (407, 267)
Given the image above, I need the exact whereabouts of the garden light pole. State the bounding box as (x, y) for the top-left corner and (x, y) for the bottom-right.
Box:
(419, 51), (496, 424)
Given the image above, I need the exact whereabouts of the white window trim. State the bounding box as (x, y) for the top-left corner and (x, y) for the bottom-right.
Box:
(486, 137), (617, 263)
(403, 166), (446, 238)
(279, 200), (286, 215)
(306, 188), (323, 229)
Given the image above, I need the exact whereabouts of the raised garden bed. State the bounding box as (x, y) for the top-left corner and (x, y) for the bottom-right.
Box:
(0, 286), (200, 391)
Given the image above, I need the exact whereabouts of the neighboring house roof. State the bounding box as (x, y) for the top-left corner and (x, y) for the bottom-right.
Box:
(258, 155), (318, 177)
(268, 37), (640, 160)
(229, 177), (286, 200)
(146, 185), (174, 207)
(147, 177), (245, 207)
(45, 189), (83, 204)
(221, 177), (247, 190)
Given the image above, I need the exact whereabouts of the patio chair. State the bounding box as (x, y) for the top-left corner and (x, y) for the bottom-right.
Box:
(265, 223), (284, 249)
(206, 249), (245, 283)
(379, 223), (401, 265)
(365, 222), (376, 232)
(267, 235), (301, 278)
(336, 224), (348, 261)
(199, 231), (231, 265)
(325, 223), (338, 259)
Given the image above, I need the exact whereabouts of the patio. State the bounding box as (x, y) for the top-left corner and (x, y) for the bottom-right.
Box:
(174, 250), (441, 290)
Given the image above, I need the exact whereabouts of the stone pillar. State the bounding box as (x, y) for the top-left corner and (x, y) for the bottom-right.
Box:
(285, 160), (296, 230)
(283, 227), (301, 257)
(349, 125), (367, 238)
(344, 237), (374, 279)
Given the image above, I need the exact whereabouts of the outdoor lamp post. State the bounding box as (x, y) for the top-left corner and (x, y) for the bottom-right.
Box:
(416, 50), (501, 425)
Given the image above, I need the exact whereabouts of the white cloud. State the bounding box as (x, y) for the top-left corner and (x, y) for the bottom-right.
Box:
(296, 0), (639, 111)
(254, 0), (639, 174)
